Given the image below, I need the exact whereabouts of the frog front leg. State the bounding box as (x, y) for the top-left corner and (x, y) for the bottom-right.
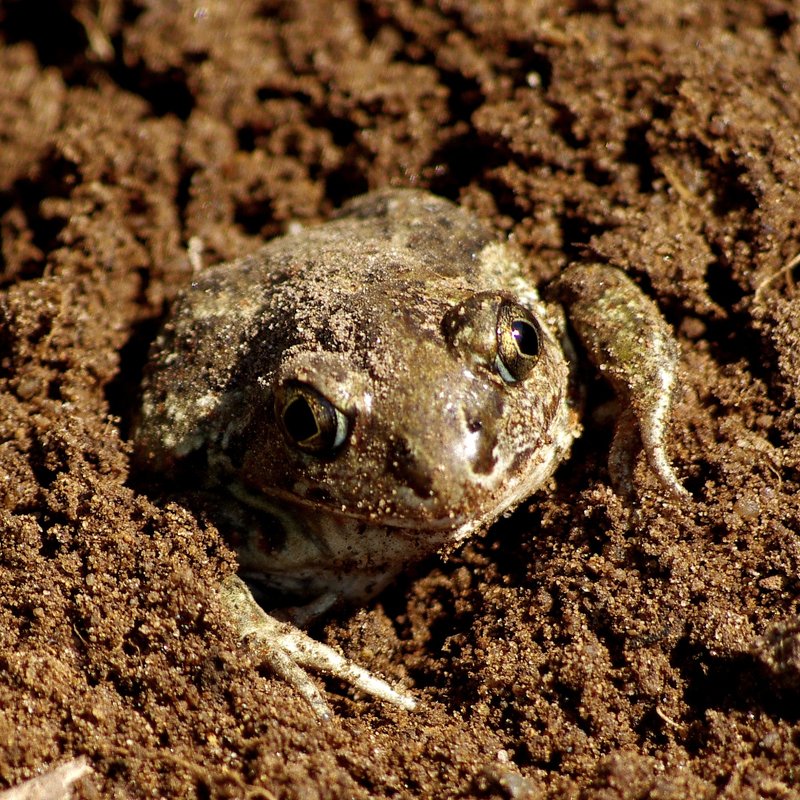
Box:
(552, 263), (689, 500)
(219, 575), (417, 719)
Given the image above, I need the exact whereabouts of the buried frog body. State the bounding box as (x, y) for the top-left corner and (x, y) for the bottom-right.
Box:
(132, 189), (687, 717)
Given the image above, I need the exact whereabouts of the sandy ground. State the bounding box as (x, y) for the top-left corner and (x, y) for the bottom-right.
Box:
(1, 1), (799, 797)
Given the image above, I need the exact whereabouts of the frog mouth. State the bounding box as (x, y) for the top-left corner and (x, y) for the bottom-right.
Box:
(226, 480), (472, 534)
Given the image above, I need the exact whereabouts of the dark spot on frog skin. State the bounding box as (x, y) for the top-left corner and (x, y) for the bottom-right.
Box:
(222, 428), (249, 470)
(304, 485), (336, 505)
(386, 436), (434, 498)
(471, 430), (498, 476)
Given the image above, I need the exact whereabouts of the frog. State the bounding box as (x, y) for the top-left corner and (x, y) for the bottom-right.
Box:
(132, 188), (688, 719)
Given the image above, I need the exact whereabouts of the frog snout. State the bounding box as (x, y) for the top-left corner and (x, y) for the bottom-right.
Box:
(384, 415), (500, 511)
(376, 342), (509, 517)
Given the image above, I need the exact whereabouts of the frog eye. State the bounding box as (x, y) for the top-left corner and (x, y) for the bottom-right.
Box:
(277, 383), (349, 456)
(495, 301), (541, 383)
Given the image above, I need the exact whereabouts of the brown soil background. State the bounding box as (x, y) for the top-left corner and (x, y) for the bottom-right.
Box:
(1, 1), (799, 798)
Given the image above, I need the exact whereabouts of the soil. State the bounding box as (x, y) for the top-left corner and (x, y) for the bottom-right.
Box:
(1, 1), (799, 798)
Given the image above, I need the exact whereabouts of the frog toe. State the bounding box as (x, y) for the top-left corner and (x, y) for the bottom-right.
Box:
(219, 575), (416, 718)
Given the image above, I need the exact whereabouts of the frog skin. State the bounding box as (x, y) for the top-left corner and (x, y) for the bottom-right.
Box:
(132, 189), (687, 718)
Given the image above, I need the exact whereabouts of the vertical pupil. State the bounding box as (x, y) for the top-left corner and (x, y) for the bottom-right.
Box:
(283, 396), (318, 442)
(511, 320), (539, 356)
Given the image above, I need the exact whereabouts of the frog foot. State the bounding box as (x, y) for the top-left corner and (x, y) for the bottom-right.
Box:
(219, 575), (417, 719)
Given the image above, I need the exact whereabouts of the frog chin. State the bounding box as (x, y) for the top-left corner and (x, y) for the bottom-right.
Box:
(223, 479), (477, 606)
(222, 471), (548, 607)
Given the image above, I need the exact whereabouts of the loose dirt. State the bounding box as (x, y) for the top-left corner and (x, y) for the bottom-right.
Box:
(1, 1), (799, 797)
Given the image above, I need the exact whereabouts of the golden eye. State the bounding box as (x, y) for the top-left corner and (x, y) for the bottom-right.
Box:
(277, 383), (349, 456)
(495, 301), (541, 383)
